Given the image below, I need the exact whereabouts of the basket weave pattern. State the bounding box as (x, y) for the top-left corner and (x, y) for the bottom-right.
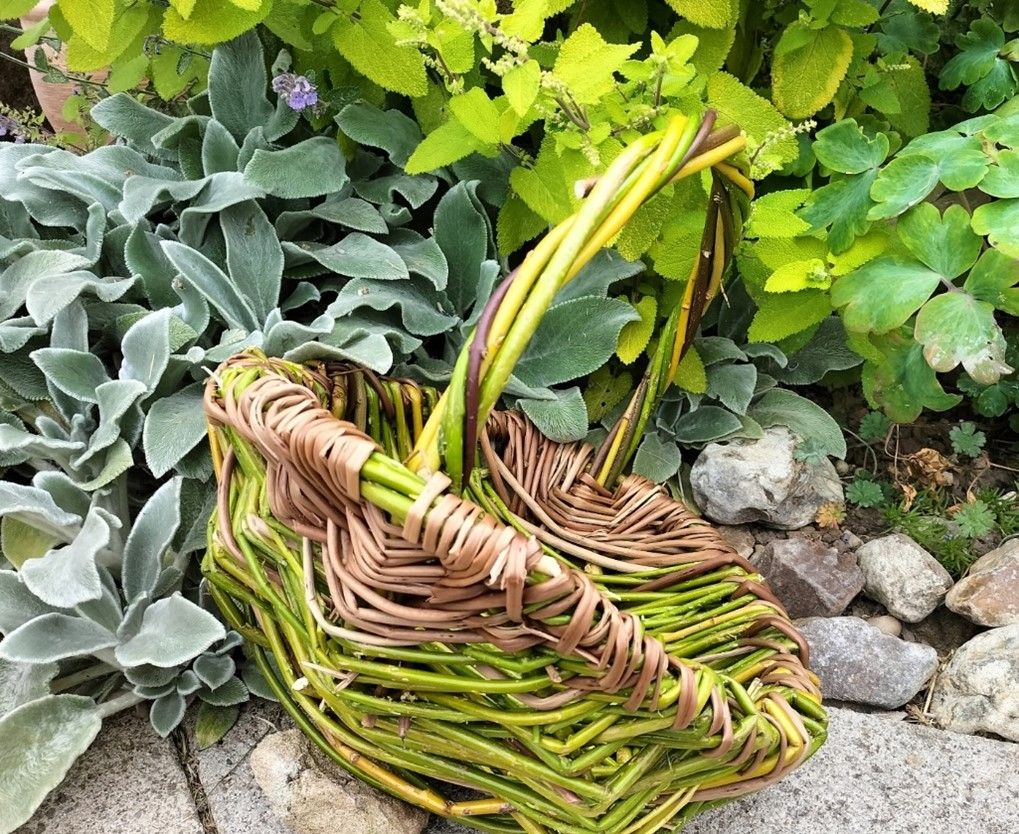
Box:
(203, 114), (826, 834)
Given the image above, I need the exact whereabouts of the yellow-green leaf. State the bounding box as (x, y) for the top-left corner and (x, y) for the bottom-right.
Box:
(707, 71), (797, 168)
(748, 290), (832, 342)
(449, 87), (501, 145)
(58, 0), (113, 51)
(1, 516), (60, 569)
(406, 119), (485, 174)
(552, 23), (639, 105)
(772, 22), (854, 120)
(163, 0), (271, 45)
(0, 0), (39, 21)
(616, 297), (657, 364)
(584, 366), (633, 421)
(764, 258), (830, 293)
(665, 0), (737, 29)
(673, 346), (707, 393)
(168, 0), (196, 19)
(907, 0), (947, 12)
(331, 0), (427, 97)
(226, 0), (262, 10)
(504, 60), (541, 116)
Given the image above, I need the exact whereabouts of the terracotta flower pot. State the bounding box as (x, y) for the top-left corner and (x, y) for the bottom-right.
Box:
(19, 0), (102, 138)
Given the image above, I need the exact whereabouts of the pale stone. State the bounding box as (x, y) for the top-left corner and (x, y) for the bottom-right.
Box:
(250, 729), (428, 834)
(691, 427), (844, 530)
(930, 624), (1019, 742)
(856, 533), (953, 623)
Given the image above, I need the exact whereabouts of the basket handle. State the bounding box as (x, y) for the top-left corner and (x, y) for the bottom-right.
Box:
(406, 111), (751, 490)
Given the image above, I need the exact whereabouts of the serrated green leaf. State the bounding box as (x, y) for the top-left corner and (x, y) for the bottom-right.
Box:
(706, 71), (797, 169)
(914, 292), (1012, 384)
(665, 0), (737, 28)
(60, 0), (113, 51)
(162, 0), (271, 45)
(552, 23), (639, 105)
(616, 297), (656, 364)
(406, 119), (485, 174)
(746, 190), (812, 239)
(632, 432), (681, 483)
(673, 346), (706, 393)
(583, 366), (632, 422)
(503, 60), (541, 116)
(764, 258), (830, 293)
(747, 290), (832, 343)
(772, 22), (854, 120)
(448, 87), (501, 146)
(331, 0), (427, 97)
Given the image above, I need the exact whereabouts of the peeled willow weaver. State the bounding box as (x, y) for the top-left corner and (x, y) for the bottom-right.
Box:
(203, 111), (827, 834)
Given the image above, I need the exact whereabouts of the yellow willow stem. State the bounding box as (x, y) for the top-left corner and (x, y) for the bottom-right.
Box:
(671, 137), (746, 182)
(705, 210), (727, 305)
(714, 161), (755, 199)
(667, 259), (701, 385)
(567, 115), (693, 279)
(406, 219), (574, 474)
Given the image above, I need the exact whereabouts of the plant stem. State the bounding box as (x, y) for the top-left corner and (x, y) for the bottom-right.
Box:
(52, 663), (118, 693)
(97, 690), (145, 718)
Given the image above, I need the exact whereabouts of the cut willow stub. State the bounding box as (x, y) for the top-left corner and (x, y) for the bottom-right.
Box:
(202, 112), (826, 834)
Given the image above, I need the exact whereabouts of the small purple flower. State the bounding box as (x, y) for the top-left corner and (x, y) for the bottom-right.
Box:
(0, 114), (27, 143)
(271, 72), (319, 112)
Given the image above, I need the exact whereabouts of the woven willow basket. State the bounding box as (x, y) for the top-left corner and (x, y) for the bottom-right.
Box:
(203, 113), (826, 834)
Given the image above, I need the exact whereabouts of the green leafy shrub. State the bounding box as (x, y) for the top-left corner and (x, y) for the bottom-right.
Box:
(741, 113), (1019, 423)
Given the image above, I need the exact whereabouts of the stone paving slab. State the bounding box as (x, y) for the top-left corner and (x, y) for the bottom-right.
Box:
(429, 707), (1019, 834)
(16, 710), (203, 834)
(19, 704), (1018, 834)
(682, 707), (1018, 834)
(188, 699), (291, 834)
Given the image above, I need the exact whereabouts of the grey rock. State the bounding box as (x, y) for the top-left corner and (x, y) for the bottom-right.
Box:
(250, 729), (428, 834)
(930, 624), (1019, 742)
(691, 427), (844, 530)
(191, 700), (293, 834)
(856, 533), (953, 623)
(753, 538), (864, 618)
(946, 538), (1019, 627)
(797, 616), (939, 708)
(680, 706), (1019, 834)
(15, 709), (203, 834)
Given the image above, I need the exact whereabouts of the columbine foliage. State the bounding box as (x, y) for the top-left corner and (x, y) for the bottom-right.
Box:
(741, 113), (1019, 423)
